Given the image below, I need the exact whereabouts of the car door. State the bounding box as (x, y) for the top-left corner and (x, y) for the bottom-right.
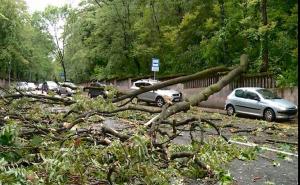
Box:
(135, 82), (148, 101)
(139, 82), (155, 101)
(242, 91), (263, 115)
(232, 89), (247, 113)
(143, 82), (158, 102)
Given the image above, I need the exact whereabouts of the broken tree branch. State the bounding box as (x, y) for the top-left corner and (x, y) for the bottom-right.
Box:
(3, 93), (76, 105)
(112, 66), (231, 103)
(158, 54), (249, 121)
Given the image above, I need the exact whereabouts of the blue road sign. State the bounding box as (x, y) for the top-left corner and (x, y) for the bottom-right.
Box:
(152, 58), (159, 72)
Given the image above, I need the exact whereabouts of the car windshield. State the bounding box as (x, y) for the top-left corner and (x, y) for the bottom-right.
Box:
(66, 82), (76, 87)
(17, 82), (27, 86)
(161, 86), (171, 90)
(256, 89), (281, 99)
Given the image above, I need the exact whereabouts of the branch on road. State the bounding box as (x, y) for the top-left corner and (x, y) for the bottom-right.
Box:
(3, 93), (76, 105)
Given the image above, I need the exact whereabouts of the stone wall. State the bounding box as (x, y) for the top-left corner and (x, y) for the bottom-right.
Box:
(0, 79), (8, 88)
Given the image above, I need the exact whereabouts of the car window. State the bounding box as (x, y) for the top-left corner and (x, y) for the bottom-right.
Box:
(235, 90), (245, 98)
(245, 91), (259, 100)
(256, 89), (281, 99)
(144, 83), (151, 86)
(134, 82), (144, 87)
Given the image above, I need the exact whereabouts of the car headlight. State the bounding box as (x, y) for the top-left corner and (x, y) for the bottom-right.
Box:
(277, 106), (288, 111)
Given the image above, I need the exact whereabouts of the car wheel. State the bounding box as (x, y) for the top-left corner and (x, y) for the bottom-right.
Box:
(156, 96), (165, 107)
(264, 108), (275, 122)
(226, 105), (235, 116)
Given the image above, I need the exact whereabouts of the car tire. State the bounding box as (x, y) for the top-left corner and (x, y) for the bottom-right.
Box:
(156, 96), (165, 107)
(226, 105), (235, 116)
(264, 108), (275, 122)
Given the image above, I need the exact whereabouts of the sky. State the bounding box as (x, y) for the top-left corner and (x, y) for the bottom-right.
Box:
(24, 0), (80, 13)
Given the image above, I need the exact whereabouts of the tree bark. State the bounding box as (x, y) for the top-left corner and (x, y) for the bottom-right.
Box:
(112, 66), (230, 103)
(218, 0), (228, 64)
(150, 0), (161, 36)
(260, 0), (269, 72)
(158, 54), (248, 120)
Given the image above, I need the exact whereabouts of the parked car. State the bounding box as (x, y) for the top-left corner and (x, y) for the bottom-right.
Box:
(59, 82), (78, 90)
(225, 87), (298, 121)
(57, 86), (73, 96)
(27, 82), (37, 91)
(46, 81), (59, 91)
(16, 82), (29, 91)
(37, 81), (59, 92)
(130, 79), (182, 107)
(84, 82), (108, 98)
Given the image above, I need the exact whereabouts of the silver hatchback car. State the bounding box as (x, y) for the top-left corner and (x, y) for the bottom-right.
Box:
(225, 87), (298, 121)
(130, 79), (182, 107)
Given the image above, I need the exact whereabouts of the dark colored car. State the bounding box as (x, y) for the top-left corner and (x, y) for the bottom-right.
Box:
(84, 82), (108, 98)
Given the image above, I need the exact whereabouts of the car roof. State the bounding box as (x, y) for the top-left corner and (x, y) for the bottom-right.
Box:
(134, 79), (160, 83)
(234, 87), (264, 91)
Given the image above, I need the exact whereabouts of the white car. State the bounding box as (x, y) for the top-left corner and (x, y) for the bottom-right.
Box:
(130, 79), (182, 107)
(27, 82), (37, 91)
(57, 86), (73, 96)
(16, 82), (29, 91)
(59, 82), (77, 90)
(45, 81), (59, 91)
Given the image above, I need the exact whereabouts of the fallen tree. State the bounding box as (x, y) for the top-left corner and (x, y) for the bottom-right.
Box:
(0, 54), (265, 185)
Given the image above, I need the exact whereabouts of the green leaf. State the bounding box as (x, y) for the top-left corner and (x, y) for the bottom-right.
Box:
(30, 135), (43, 146)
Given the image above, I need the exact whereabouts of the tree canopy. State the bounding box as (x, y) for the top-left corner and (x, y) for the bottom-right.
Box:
(63, 0), (298, 87)
(0, 0), (55, 82)
(0, 0), (298, 86)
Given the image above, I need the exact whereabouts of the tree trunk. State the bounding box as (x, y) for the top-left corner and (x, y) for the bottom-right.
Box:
(150, 0), (161, 36)
(62, 60), (67, 82)
(112, 65), (231, 103)
(133, 57), (141, 74)
(242, 0), (248, 48)
(158, 54), (249, 120)
(218, 0), (228, 64)
(260, 0), (269, 72)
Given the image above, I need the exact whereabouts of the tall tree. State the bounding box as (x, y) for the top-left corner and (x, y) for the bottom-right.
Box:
(41, 5), (70, 82)
(0, 0), (55, 82)
(260, 0), (269, 72)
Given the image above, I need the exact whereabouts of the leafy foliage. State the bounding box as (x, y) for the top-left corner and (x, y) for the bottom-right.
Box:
(0, 0), (55, 82)
(60, 0), (298, 86)
(0, 92), (263, 184)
